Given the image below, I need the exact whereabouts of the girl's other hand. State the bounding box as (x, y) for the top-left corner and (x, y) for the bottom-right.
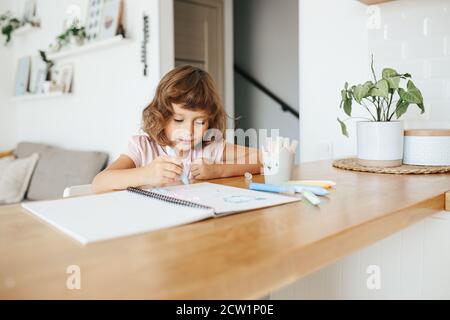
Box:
(191, 158), (218, 180)
(141, 156), (183, 187)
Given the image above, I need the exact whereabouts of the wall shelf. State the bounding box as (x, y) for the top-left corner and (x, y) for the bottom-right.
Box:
(47, 35), (131, 60)
(12, 92), (71, 102)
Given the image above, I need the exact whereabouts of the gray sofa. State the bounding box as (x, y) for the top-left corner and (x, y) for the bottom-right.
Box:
(14, 142), (108, 201)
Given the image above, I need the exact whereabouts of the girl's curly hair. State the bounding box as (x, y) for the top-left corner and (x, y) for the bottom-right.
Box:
(142, 65), (227, 146)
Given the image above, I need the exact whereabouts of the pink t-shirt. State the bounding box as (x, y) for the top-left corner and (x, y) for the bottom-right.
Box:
(124, 135), (225, 179)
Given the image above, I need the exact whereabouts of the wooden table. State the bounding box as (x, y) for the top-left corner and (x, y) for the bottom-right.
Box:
(1, 160), (449, 299)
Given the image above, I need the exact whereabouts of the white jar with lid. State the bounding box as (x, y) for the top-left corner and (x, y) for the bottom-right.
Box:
(403, 129), (450, 166)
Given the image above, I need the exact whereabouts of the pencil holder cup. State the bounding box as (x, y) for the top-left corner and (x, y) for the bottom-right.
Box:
(262, 147), (295, 185)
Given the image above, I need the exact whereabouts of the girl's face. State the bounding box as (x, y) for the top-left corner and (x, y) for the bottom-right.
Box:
(165, 103), (210, 152)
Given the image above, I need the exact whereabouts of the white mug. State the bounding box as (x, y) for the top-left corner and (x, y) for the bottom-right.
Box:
(262, 147), (294, 185)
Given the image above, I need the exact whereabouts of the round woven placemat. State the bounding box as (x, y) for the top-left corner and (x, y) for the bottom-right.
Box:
(332, 158), (450, 175)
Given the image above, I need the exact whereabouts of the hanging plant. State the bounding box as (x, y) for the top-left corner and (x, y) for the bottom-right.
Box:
(39, 50), (54, 81)
(0, 12), (22, 44)
(50, 24), (86, 52)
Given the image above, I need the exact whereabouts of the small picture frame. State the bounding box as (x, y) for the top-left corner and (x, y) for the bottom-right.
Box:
(35, 69), (47, 94)
(85, 0), (104, 42)
(14, 56), (31, 96)
(22, 0), (36, 23)
(54, 64), (73, 94)
(99, 0), (123, 40)
(29, 55), (47, 94)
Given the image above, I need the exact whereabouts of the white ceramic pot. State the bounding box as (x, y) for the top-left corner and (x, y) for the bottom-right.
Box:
(357, 121), (404, 167)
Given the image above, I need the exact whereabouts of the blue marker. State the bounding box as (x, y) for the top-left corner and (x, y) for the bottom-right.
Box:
(166, 146), (189, 185)
(249, 183), (295, 194)
(180, 171), (189, 185)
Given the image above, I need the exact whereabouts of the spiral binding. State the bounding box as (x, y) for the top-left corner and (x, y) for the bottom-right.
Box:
(127, 187), (214, 211)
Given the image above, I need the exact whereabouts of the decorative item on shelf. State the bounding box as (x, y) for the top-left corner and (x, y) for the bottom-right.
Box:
(0, 11), (39, 45)
(38, 50), (57, 94)
(85, 0), (103, 42)
(29, 55), (47, 94)
(53, 63), (74, 94)
(14, 56), (31, 96)
(52, 24), (86, 52)
(98, 0), (124, 40)
(337, 55), (425, 168)
(141, 13), (149, 77)
(403, 129), (450, 166)
(22, 0), (38, 24)
(0, 1), (40, 45)
(1, 12), (21, 44)
(85, 0), (124, 42)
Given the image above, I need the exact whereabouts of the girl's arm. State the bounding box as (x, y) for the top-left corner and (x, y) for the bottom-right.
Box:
(92, 155), (143, 193)
(92, 155), (183, 193)
(191, 143), (262, 180)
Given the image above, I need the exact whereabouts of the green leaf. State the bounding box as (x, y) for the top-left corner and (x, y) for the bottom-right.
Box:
(341, 89), (347, 102)
(370, 79), (389, 98)
(417, 102), (425, 114)
(382, 68), (398, 79)
(343, 97), (352, 117)
(407, 80), (424, 101)
(353, 82), (373, 103)
(337, 118), (349, 138)
(382, 68), (401, 89)
(399, 80), (423, 104)
(353, 85), (364, 103)
(395, 100), (409, 119)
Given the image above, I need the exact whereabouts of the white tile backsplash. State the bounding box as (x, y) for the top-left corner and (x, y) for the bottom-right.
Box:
(368, 0), (450, 128)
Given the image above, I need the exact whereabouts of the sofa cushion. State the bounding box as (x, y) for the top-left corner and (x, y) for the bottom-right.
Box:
(15, 142), (108, 201)
(0, 153), (39, 204)
(14, 142), (50, 159)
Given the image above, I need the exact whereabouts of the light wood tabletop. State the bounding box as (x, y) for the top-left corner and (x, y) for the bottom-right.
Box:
(1, 160), (449, 299)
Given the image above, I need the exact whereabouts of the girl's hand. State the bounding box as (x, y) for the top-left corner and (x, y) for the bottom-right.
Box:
(140, 156), (183, 187)
(191, 158), (219, 180)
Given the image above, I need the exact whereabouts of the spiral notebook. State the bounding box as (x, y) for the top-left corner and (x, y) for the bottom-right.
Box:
(22, 183), (300, 245)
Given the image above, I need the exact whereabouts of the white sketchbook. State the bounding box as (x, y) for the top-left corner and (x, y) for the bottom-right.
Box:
(22, 183), (300, 245)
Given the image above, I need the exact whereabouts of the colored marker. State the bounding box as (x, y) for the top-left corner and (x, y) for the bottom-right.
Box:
(166, 146), (189, 185)
(301, 189), (321, 206)
(249, 183), (295, 195)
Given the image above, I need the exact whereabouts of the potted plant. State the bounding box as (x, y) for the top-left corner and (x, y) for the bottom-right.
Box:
(337, 56), (425, 167)
(55, 24), (86, 49)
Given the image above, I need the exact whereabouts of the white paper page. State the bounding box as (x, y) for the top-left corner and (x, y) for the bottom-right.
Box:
(22, 191), (214, 245)
(150, 183), (301, 216)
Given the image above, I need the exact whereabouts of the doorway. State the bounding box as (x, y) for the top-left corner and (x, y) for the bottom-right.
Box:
(174, 0), (224, 98)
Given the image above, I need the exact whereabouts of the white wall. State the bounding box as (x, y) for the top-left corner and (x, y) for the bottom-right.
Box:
(368, 0), (450, 129)
(272, 0), (450, 300)
(0, 0), (174, 161)
(0, 0), (17, 150)
(233, 0), (299, 158)
(298, 0), (369, 163)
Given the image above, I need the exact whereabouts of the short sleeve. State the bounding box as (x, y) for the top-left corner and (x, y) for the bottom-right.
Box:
(123, 136), (144, 167)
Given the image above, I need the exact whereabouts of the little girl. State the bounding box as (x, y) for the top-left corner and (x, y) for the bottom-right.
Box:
(92, 65), (261, 193)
